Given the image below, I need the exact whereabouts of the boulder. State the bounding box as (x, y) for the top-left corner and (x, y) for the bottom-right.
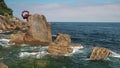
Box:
(9, 14), (52, 45)
(54, 33), (71, 47)
(48, 33), (73, 55)
(89, 47), (111, 60)
(0, 62), (8, 68)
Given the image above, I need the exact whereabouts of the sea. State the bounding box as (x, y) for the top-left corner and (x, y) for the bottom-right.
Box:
(0, 22), (120, 68)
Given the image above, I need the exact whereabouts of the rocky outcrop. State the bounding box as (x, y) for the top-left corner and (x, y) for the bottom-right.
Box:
(9, 14), (52, 45)
(0, 62), (8, 68)
(54, 33), (71, 47)
(0, 0), (13, 17)
(48, 33), (73, 55)
(89, 47), (111, 60)
(0, 15), (10, 30)
(0, 15), (26, 31)
(10, 16), (27, 30)
(9, 31), (25, 44)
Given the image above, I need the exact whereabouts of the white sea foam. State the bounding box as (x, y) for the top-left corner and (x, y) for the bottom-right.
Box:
(19, 51), (48, 59)
(19, 46), (49, 58)
(0, 39), (10, 47)
(0, 39), (9, 42)
(52, 35), (56, 37)
(0, 30), (3, 33)
(82, 58), (90, 60)
(72, 45), (84, 53)
(20, 44), (29, 46)
(110, 51), (120, 58)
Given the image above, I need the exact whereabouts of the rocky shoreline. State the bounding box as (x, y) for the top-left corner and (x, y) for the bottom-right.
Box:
(0, 13), (111, 60)
(0, 0), (119, 68)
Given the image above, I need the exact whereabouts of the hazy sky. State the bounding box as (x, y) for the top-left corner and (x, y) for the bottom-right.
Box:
(5, 0), (120, 22)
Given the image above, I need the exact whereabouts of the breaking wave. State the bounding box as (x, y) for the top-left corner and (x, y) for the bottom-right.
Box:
(110, 51), (120, 58)
(0, 38), (120, 59)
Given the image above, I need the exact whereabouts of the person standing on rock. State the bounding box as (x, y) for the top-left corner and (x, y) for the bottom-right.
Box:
(21, 10), (30, 21)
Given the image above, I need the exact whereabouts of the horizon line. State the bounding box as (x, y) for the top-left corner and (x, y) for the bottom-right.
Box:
(49, 22), (120, 23)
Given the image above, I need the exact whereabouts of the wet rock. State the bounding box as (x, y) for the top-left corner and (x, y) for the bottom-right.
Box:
(89, 47), (111, 60)
(0, 62), (8, 68)
(9, 31), (25, 44)
(72, 43), (83, 47)
(9, 14), (52, 45)
(48, 33), (73, 55)
(48, 43), (73, 55)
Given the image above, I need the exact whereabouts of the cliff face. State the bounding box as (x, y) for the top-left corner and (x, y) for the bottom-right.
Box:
(0, 0), (13, 17)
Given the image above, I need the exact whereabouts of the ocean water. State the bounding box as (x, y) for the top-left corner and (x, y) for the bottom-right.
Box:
(0, 22), (120, 68)
(52, 22), (120, 53)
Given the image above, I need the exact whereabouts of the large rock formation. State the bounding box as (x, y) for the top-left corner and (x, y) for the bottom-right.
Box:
(89, 47), (111, 60)
(9, 14), (52, 45)
(48, 33), (73, 55)
(0, 62), (8, 68)
(0, 0), (13, 17)
(0, 15), (26, 31)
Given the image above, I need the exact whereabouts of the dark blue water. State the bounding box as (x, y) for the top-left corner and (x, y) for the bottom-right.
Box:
(52, 22), (120, 53)
(51, 22), (120, 68)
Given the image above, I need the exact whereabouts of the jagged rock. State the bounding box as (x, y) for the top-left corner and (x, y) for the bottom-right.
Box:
(48, 44), (73, 55)
(90, 47), (111, 60)
(10, 17), (24, 30)
(48, 33), (73, 55)
(9, 14), (52, 45)
(54, 33), (71, 47)
(24, 14), (52, 45)
(0, 15), (10, 30)
(0, 15), (26, 31)
(0, 62), (8, 68)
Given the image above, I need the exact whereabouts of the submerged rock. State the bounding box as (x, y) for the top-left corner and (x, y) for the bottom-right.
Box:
(9, 14), (52, 45)
(48, 33), (73, 55)
(0, 62), (8, 68)
(89, 47), (111, 60)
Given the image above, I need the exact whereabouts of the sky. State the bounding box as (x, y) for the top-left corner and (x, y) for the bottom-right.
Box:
(4, 0), (120, 22)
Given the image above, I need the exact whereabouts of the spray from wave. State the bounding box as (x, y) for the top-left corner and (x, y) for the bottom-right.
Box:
(110, 51), (120, 58)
